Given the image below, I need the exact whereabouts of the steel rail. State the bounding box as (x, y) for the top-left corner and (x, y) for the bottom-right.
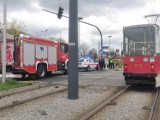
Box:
(0, 72), (116, 98)
(80, 85), (131, 120)
(0, 77), (114, 111)
(0, 70), (111, 98)
(0, 88), (67, 111)
(148, 87), (160, 120)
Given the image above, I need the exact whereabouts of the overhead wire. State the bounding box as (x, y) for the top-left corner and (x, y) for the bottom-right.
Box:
(81, 0), (123, 33)
(81, 0), (122, 46)
(150, 0), (155, 13)
(153, 0), (158, 13)
(81, 0), (119, 24)
(81, 0), (104, 17)
(85, 0), (108, 17)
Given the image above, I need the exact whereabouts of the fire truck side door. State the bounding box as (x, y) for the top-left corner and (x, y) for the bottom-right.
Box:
(23, 43), (35, 65)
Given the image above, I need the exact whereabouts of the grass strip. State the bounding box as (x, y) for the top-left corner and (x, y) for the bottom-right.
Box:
(0, 80), (33, 91)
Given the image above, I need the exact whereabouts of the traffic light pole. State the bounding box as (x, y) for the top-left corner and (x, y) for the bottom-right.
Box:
(80, 21), (103, 54)
(42, 9), (103, 53)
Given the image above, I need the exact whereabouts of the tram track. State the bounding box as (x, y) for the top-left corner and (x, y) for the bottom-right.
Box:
(148, 87), (160, 120)
(0, 71), (115, 99)
(0, 73), (117, 112)
(79, 85), (131, 120)
(0, 81), (68, 111)
(80, 85), (157, 120)
(0, 79), (156, 120)
(0, 70), (125, 119)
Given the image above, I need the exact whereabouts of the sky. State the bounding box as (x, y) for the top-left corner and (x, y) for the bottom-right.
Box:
(0, 0), (160, 53)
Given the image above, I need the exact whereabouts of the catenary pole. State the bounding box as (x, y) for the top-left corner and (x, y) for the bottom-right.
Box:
(68, 0), (78, 99)
(2, 0), (7, 82)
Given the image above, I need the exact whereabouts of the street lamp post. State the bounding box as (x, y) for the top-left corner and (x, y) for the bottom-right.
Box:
(108, 35), (112, 54)
(121, 42), (123, 55)
(40, 30), (48, 38)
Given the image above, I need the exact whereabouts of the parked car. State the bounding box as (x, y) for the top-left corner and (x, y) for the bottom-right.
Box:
(78, 58), (98, 71)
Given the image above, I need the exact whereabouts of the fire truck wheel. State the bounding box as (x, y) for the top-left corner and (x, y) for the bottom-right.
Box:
(47, 71), (52, 77)
(36, 64), (47, 79)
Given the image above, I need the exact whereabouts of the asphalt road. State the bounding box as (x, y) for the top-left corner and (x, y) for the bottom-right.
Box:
(36, 68), (126, 86)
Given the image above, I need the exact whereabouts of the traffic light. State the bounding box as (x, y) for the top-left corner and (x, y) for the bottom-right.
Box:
(57, 7), (64, 19)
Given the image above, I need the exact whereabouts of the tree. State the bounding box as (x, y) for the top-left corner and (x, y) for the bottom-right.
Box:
(79, 42), (89, 56)
(89, 48), (97, 60)
(56, 38), (66, 42)
(7, 19), (26, 35)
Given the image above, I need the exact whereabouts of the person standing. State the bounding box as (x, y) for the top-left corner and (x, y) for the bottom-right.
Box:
(112, 58), (115, 69)
(109, 57), (113, 69)
(99, 58), (104, 70)
(105, 57), (108, 69)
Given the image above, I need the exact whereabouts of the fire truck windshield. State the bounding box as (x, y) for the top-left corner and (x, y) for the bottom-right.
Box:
(60, 43), (68, 53)
(124, 26), (155, 56)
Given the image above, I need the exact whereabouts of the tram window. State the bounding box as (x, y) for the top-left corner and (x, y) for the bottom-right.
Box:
(124, 26), (155, 56)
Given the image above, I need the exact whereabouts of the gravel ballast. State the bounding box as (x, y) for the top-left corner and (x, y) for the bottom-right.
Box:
(0, 84), (121, 120)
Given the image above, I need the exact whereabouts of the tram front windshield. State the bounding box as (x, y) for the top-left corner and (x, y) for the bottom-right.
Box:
(124, 26), (155, 56)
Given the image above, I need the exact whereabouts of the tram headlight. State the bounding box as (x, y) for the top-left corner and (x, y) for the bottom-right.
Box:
(130, 57), (134, 62)
(143, 57), (148, 62)
(150, 57), (155, 63)
(124, 64), (128, 71)
(151, 64), (155, 72)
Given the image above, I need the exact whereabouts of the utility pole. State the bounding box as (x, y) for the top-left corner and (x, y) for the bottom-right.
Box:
(2, 0), (7, 82)
(68, 0), (78, 99)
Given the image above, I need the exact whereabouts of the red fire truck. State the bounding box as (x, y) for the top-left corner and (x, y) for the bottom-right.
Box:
(0, 34), (68, 79)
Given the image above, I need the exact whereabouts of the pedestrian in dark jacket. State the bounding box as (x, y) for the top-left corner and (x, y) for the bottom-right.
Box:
(99, 58), (104, 70)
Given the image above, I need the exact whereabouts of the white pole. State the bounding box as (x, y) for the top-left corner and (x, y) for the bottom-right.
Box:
(2, 0), (7, 82)
(78, 17), (83, 57)
(108, 36), (112, 54)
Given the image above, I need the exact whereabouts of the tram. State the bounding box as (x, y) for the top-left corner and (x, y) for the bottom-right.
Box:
(123, 18), (160, 84)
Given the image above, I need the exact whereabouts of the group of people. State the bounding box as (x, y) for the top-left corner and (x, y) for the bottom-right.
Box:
(98, 57), (115, 70)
